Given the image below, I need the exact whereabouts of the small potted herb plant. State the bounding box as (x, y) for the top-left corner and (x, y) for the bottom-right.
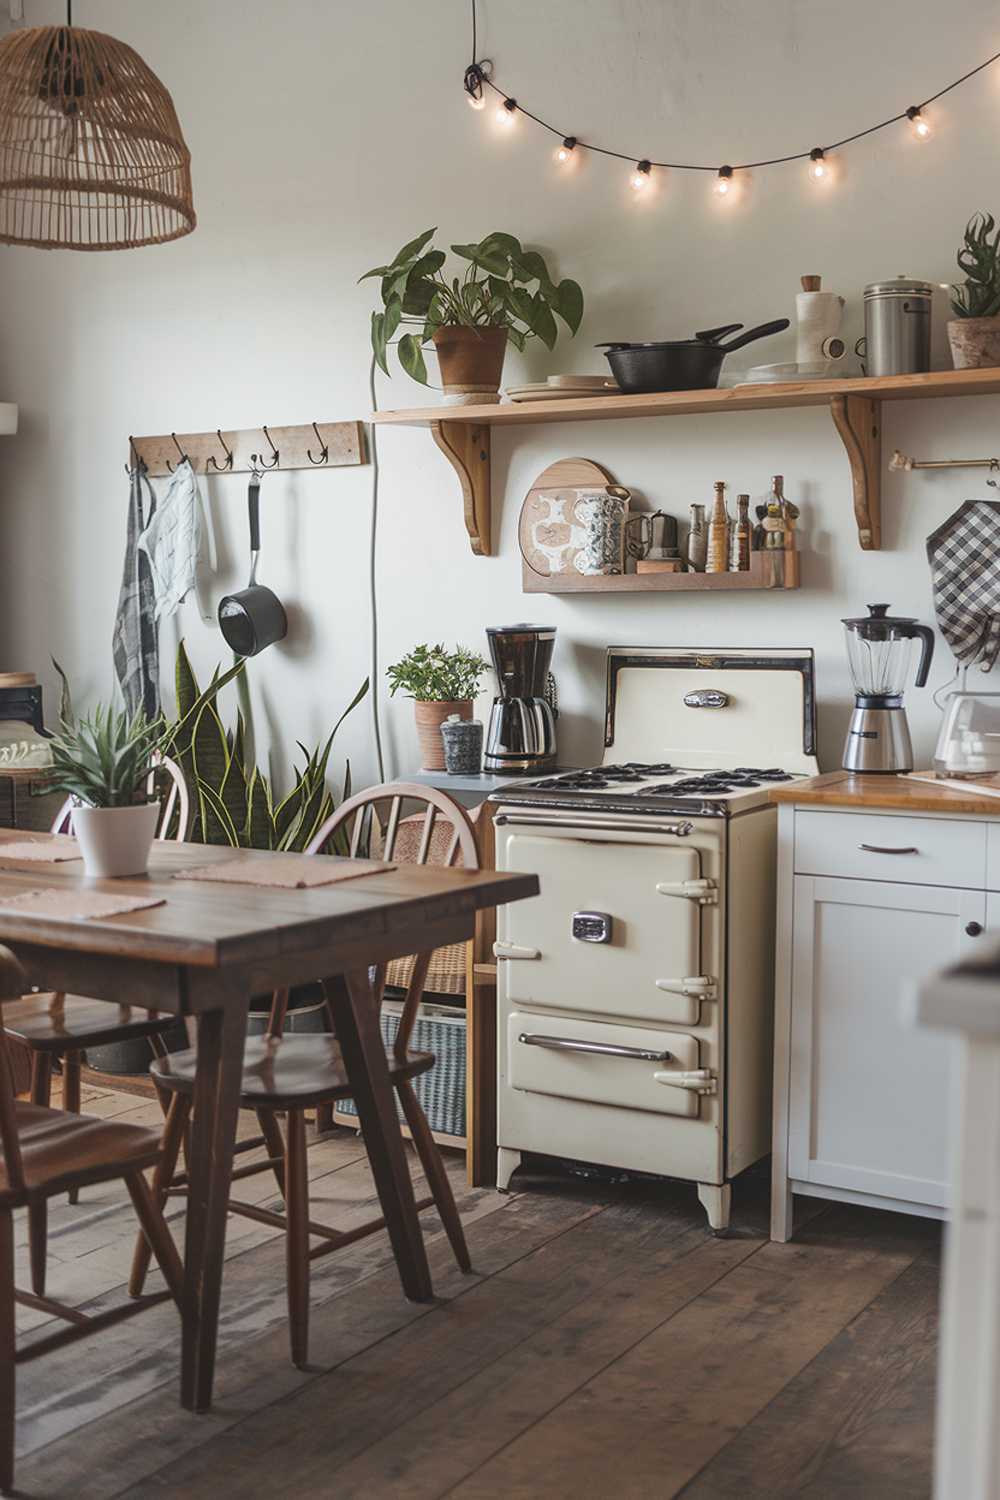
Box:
(48, 704), (166, 877)
(387, 643), (488, 770)
(361, 229), (584, 401)
(949, 212), (1000, 368)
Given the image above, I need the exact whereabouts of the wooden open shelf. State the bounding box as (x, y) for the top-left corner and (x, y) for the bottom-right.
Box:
(372, 367), (1000, 557)
(525, 549), (798, 594)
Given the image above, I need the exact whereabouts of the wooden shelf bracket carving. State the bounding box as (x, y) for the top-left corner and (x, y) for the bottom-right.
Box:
(830, 394), (881, 550)
(429, 421), (492, 557)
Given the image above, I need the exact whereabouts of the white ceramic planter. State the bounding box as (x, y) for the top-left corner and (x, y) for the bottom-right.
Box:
(71, 802), (159, 878)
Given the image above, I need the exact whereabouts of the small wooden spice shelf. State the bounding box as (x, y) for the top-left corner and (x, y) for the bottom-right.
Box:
(371, 367), (1000, 558)
(525, 549), (799, 594)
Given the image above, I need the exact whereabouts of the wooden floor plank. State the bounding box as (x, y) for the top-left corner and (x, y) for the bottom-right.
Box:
(446, 1207), (936, 1500)
(676, 1242), (940, 1499)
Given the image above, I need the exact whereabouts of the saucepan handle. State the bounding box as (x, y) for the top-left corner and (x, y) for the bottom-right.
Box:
(716, 318), (790, 352)
(694, 323), (744, 344)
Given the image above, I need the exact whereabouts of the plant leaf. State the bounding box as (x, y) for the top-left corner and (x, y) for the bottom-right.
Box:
(397, 333), (429, 384)
(554, 278), (584, 334)
(371, 310), (389, 375)
(532, 296), (558, 350)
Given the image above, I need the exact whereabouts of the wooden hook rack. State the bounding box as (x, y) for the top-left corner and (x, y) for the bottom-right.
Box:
(127, 421), (367, 478)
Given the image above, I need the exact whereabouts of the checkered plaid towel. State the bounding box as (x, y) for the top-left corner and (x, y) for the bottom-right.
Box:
(926, 500), (1000, 670)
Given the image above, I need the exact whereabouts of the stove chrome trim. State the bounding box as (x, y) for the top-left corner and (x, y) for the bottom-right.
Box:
(493, 811), (699, 834)
(518, 1033), (673, 1063)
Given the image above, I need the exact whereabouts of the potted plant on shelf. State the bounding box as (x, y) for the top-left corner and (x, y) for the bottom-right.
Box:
(47, 705), (167, 877)
(387, 643), (488, 770)
(948, 212), (1000, 368)
(361, 229), (584, 402)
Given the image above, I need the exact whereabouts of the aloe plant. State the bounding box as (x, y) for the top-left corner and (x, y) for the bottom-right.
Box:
(46, 705), (166, 809)
(951, 213), (1000, 317)
(361, 228), (584, 383)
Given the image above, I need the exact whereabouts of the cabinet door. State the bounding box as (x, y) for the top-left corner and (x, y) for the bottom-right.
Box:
(788, 876), (985, 1208)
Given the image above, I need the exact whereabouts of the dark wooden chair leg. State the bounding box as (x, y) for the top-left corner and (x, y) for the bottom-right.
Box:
(314, 1102), (335, 1134)
(256, 1108), (287, 1197)
(29, 1052), (52, 1107)
(130, 1093), (190, 1298)
(285, 1108), (310, 1369)
(27, 1054), (51, 1297)
(397, 1078), (471, 1272)
(63, 1050), (82, 1204)
(0, 1209), (14, 1497)
(124, 1171), (184, 1306)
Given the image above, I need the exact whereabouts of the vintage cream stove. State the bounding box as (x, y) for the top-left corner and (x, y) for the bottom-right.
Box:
(490, 647), (818, 1230)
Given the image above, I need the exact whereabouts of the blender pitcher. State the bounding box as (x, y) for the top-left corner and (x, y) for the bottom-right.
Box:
(842, 604), (935, 773)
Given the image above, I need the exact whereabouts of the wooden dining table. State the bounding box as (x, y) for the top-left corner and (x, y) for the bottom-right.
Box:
(0, 832), (538, 1413)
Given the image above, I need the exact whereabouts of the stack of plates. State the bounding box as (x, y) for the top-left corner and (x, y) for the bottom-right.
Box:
(504, 375), (619, 403)
(732, 360), (846, 386)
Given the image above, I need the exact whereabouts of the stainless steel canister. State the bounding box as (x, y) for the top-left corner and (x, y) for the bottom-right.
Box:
(858, 277), (933, 376)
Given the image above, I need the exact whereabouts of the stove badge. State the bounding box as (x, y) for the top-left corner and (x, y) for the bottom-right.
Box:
(572, 911), (613, 944)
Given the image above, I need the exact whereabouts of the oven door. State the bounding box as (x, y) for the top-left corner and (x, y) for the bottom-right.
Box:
(495, 823), (713, 1026)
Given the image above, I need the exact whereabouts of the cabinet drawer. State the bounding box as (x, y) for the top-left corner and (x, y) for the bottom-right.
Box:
(794, 809), (986, 888)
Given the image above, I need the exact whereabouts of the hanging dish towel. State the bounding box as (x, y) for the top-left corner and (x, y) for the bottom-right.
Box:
(138, 456), (203, 620)
(926, 499), (1000, 670)
(112, 462), (160, 718)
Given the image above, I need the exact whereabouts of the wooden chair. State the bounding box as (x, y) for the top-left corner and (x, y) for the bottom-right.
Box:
(3, 756), (189, 1295)
(0, 943), (183, 1497)
(131, 783), (477, 1368)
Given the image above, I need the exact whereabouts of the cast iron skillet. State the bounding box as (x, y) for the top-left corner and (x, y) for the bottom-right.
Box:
(218, 472), (288, 657)
(597, 319), (790, 393)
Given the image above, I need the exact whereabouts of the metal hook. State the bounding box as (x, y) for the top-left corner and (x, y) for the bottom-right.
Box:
(124, 435), (144, 477)
(989, 459), (1000, 491)
(166, 432), (189, 474)
(206, 429), (234, 473)
(306, 421), (329, 466)
(252, 425), (279, 470)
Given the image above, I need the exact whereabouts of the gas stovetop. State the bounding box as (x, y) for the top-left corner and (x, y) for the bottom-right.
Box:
(490, 761), (805, 818)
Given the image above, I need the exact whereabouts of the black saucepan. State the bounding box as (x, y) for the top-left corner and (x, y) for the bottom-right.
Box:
(597, 319), (790, 393)
(218, 472), (287, 657)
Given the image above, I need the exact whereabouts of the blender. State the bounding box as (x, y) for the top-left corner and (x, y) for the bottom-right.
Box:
(842, 604), (935, 773)
(484, 624), (558, 774)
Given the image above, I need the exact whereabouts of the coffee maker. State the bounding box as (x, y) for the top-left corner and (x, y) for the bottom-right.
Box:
(484, 624), (557, 774)
(842, 603), (935, 773)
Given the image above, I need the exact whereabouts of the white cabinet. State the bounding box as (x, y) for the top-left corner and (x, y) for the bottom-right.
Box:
(772, 803), (999, 1241)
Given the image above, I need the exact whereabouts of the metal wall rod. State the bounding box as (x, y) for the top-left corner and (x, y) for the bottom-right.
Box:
(890, 448), (999, 473)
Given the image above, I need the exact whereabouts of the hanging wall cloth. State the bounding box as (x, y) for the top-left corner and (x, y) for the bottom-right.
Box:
(138, 457), (202, 621)
(112, 462), (160, 719)
(926, 499), (1000, 671)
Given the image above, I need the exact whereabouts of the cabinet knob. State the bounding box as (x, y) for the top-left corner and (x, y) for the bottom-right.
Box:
(966, 921), (984, 937)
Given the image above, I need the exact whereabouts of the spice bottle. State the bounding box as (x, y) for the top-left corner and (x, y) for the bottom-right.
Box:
(686, 503), (707, 572)
(730, 494), (751, 571)
(705, 482), (729, 574)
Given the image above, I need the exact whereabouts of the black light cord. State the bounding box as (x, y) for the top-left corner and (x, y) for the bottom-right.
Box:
(467, 0), (1000, 174)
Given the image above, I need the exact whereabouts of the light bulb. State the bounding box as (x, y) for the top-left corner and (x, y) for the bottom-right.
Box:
(467, 90), (485, 111)
(630, 159), (652, 191)
(556, 136), (577, 164)
(496, 98), (517, 126)
(907, 106), (931, 139)
(715, 166), (734, 196)
(808, 148), (827, 181)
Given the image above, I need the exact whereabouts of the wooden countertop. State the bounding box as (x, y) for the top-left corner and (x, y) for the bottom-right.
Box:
(770, 770), (1000, 815)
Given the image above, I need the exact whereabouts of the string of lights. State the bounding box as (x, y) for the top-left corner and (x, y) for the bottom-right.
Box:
(462, 0), (1000, 198)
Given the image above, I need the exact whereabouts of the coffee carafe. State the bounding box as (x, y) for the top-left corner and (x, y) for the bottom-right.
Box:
(484, 624), (557, 774)
(842, 604), (935, 773)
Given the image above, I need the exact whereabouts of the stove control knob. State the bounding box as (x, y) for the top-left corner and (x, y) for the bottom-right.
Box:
(572, 911), (613, 944)
(966, 921), (984, 937)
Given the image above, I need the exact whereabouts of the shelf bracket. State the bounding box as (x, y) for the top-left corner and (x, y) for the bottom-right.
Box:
(430, 421), (491, 556)
(830, 394), (881, 550)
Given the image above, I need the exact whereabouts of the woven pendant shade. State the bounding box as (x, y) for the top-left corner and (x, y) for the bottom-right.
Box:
(0, 24), (194, 251)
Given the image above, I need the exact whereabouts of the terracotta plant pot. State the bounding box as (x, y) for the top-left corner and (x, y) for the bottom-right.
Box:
(414, 699), (472, 771)
(432, 326), (507, 404)
(948, 316), (1000, 369)
(71, 801), (159, 878)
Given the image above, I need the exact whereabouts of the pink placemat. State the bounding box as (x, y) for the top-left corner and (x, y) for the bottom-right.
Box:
(174, 856), (396, 889)
(0, 888), (165, 920)
(0, 835), (81, 863)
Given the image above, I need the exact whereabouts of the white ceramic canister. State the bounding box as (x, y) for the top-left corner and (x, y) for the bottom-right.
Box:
(795, 276), (846, 366)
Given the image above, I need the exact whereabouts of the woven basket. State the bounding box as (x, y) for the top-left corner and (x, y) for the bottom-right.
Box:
(336, 1001), (466, 1139)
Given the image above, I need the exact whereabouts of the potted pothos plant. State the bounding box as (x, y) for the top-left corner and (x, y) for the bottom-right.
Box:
(949, 212), (1000, 368)
(387, 643), (488, 770)
(47, 705), (168, 877)
(361, 229), (584, 400)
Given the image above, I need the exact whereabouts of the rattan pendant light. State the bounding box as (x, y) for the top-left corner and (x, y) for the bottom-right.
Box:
(0, 6), (194, 251)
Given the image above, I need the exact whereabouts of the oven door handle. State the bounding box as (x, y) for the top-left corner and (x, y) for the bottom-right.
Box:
(654, 1069), (718, 1095)
(494, 941), (541, 961)
(518, 1032), (673, 1063)
(656, 878), (717, 904)
(656, 976), (717, 999)
(494, 813), (695, 837)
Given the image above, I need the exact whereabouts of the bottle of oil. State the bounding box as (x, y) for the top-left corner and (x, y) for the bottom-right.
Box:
(705, 482), (729, 574)
(730, 494), (751, 571)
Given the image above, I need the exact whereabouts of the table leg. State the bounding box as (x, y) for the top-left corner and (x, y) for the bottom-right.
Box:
(326, 970), (433, 1302)
(179, 984), (246, 1412)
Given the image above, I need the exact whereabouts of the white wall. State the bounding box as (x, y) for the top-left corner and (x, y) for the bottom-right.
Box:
(2, 0), (1000, 785)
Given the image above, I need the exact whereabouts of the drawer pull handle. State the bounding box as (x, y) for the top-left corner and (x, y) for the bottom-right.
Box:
(857, 843), (919, 855)
(518, 1033), (672, 1063)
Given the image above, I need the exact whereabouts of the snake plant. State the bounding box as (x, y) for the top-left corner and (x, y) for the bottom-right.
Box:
(951, 213), (1000, 318)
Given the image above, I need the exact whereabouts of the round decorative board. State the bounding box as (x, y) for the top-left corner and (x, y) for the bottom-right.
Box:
(518, 457), (618, 577)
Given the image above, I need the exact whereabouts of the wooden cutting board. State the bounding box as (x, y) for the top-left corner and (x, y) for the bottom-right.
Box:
(519, 457), (618, 578)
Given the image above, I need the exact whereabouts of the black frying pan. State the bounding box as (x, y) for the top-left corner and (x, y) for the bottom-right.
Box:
(597, 319), (790, 393)
(218, 472), (287, 657)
